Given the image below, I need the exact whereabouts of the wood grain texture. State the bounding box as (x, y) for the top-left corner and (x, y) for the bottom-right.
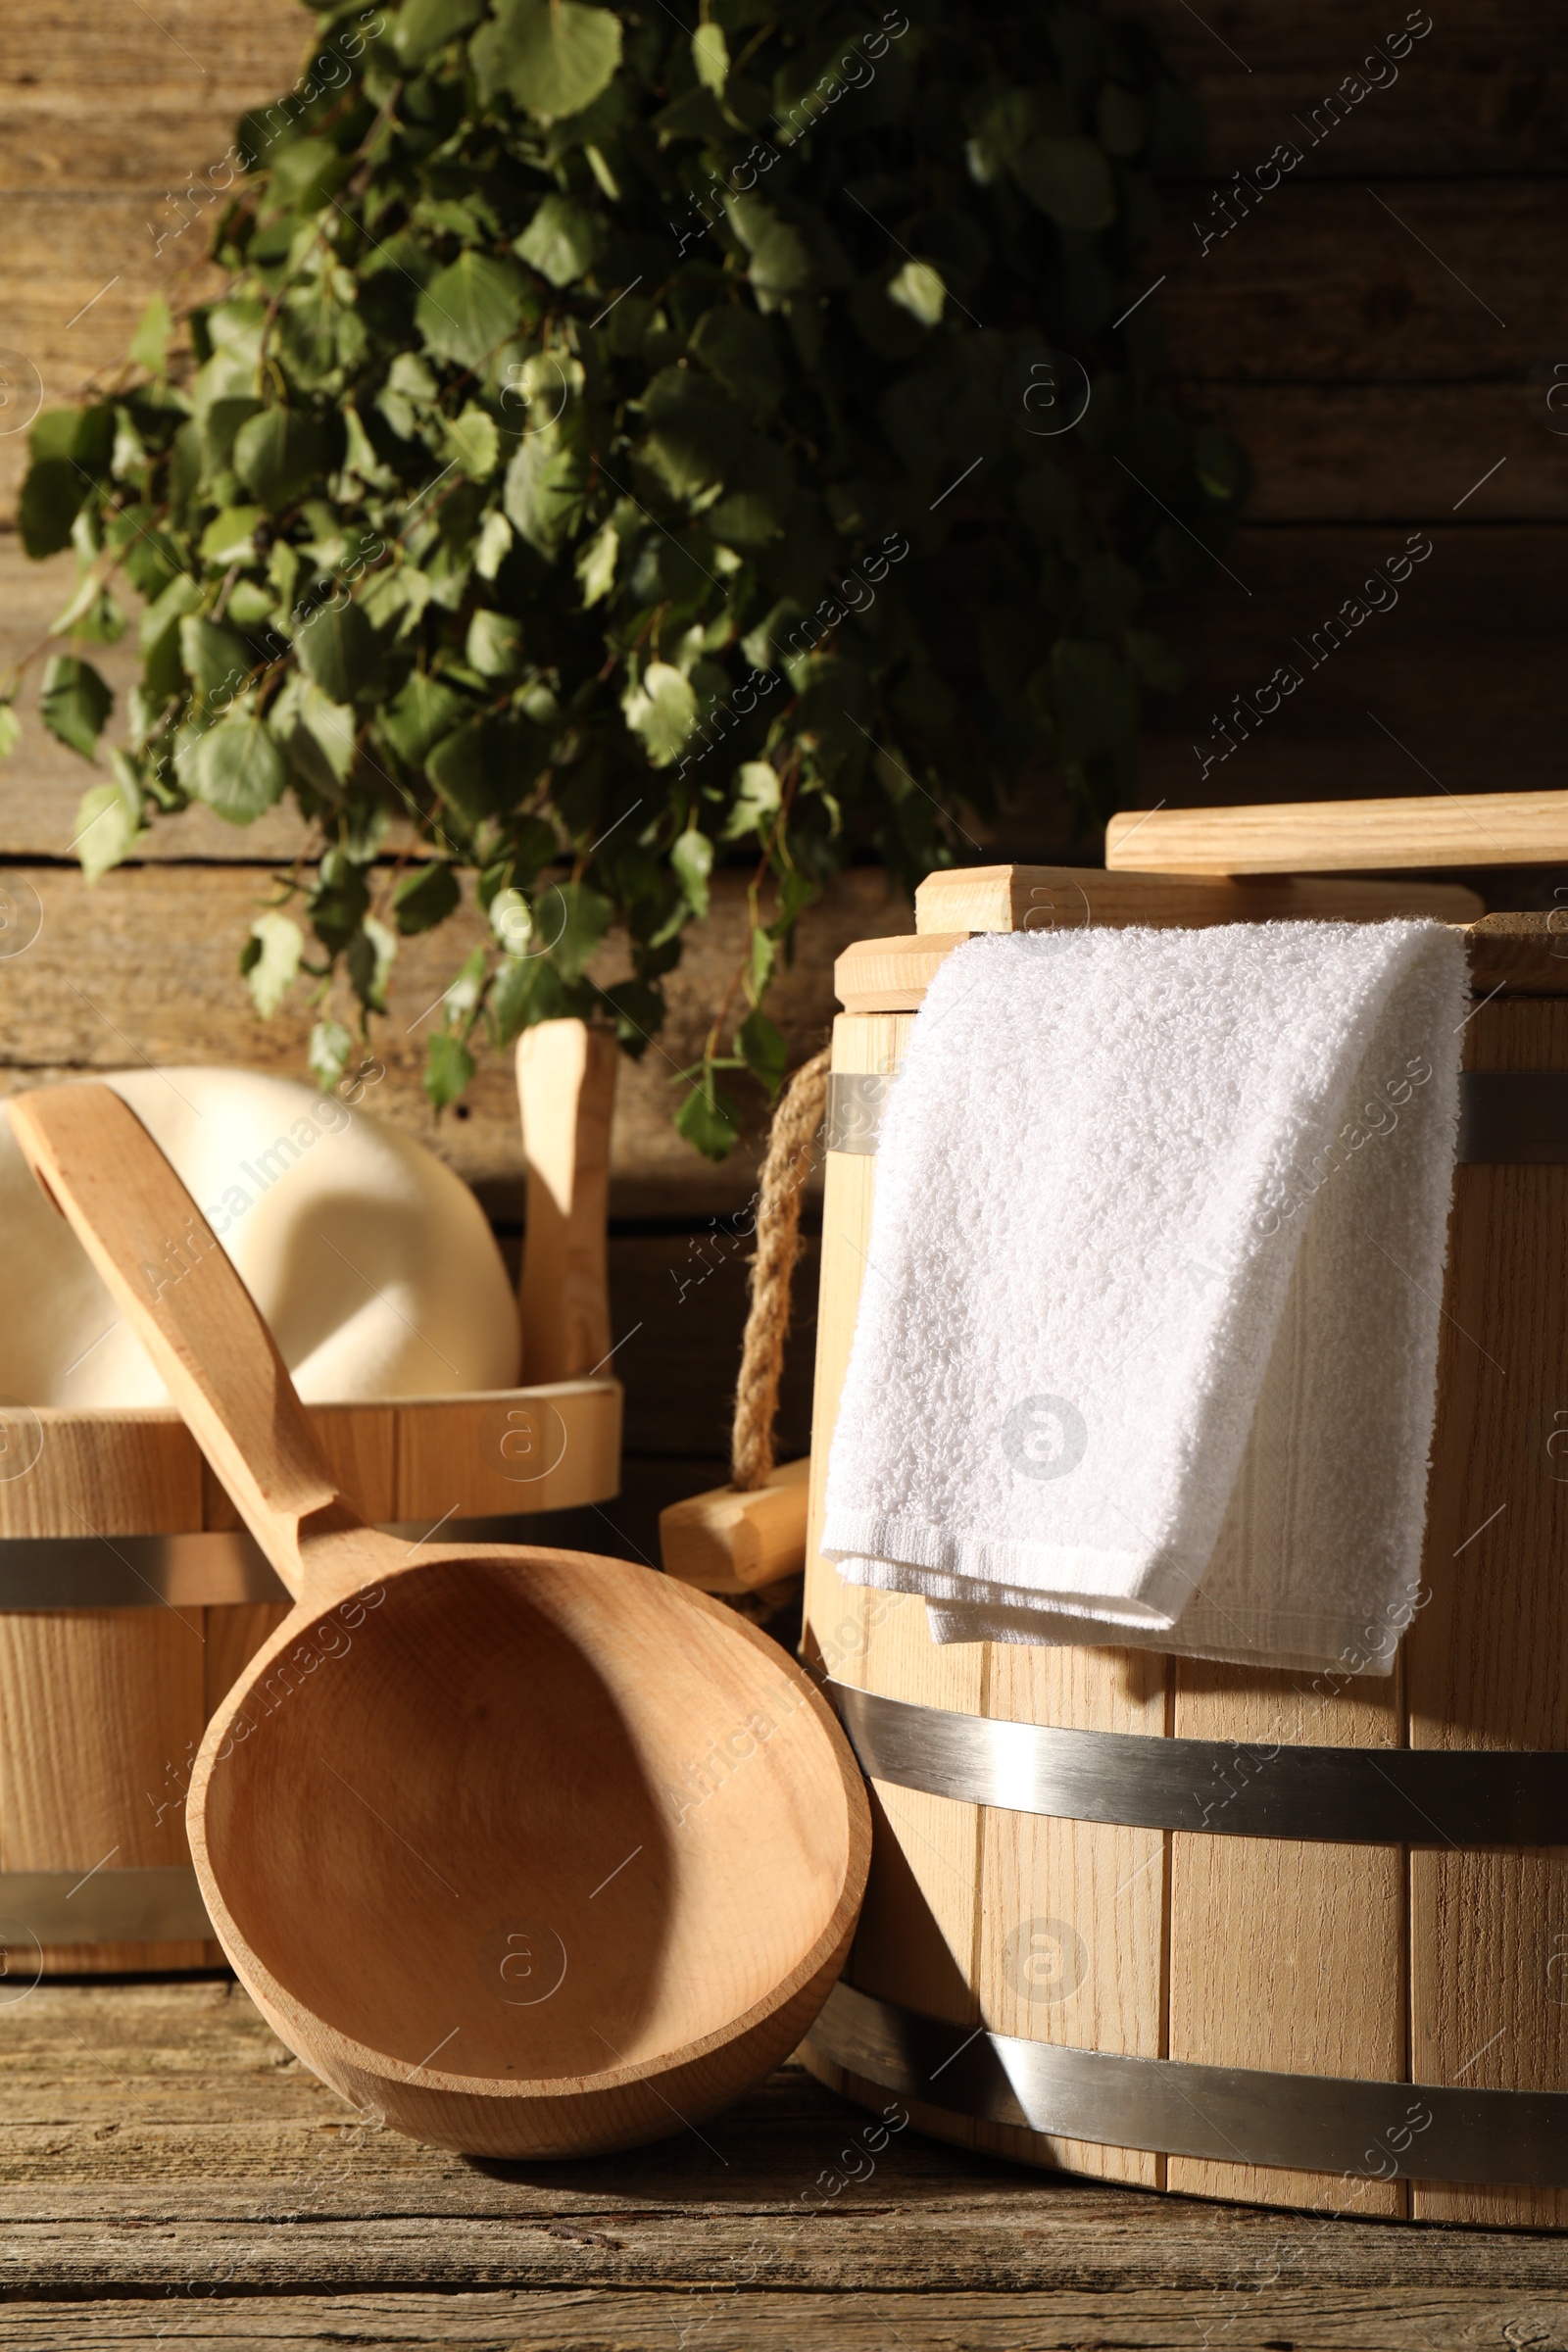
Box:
(914, 863), (1484, 933)
(1192, 381), (1568, 524)
(4, 1982), (1568, 2337)
(393, 1382), (621, 1522)
(1138, 527), (1568, 809)
(0, 864), (907, 1215)
(5, 2285), (1568, 2349)
(1108, 790), (1568, 875)
(660, 1457), (810, 1593)
(1147, 176), (1559, 386)
(516, 1023), (615, 1385)
(1406, 996), (1568, 2230)
(973, 1642), (1169, 2188)
(0, 1407), (209, 1971)
(1167, 1663), (1407, 2217)
(1137, 0), (1567, 175)
(839, 917), (1568, 1018)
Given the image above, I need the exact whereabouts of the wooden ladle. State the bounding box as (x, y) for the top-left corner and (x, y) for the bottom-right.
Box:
(12, 1084), (869, 2157)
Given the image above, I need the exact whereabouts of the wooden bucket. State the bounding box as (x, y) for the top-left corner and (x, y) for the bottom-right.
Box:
(0, 1020), (621, 1976)
(800, 865), (1568, 2228)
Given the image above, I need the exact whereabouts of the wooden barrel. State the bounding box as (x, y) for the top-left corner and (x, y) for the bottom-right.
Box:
(0, 1021), (622, 1978)
(800, 877), (1568, 2229)
(0, 1386), (620, 1978)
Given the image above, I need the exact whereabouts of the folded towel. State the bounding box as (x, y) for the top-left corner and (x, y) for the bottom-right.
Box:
(0, 1069), (520, 1406)
(820, 920), (1467, 1675)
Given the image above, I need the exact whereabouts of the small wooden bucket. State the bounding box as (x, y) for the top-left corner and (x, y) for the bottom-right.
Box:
(801, 857), (1568, 2228)
(0, 1020), (621, 1976)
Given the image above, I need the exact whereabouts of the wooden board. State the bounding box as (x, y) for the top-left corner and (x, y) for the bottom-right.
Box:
(1107, 792), (1568, 876)
(0, 863), (908, 1217)
(1145, 176), (1563, 386)
(839, 916), (1568, 1018)
(1137, 0), (1567, 175)
(2, 1984), (1568, 2341)
(1406, 995), (1568, 2230)
(1188, 381), (1568, 524)
(914, 864), (1485, 934)
(1137, 526), (1568, 810)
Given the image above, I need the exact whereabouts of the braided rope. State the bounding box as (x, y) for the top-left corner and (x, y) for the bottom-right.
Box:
(730, 1045), (831, 1491)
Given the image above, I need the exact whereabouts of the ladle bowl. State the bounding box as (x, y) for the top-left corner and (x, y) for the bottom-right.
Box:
(12, 1084), (869, 2157)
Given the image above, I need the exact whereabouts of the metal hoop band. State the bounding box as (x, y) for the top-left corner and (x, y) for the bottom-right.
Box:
(0, 1514), (579, 1611)
(0, 1867), (212, 1949)
(805, 1982), (1568, 2187)
(826, 1680), (1568, 1847)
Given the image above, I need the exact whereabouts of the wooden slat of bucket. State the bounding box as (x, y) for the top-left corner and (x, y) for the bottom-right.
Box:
(1407, 995), (1568, 2229)
(394, 1383), (621, 1524)
(0, 1411), (210, 1973)
(803, 1016), (993, 2137)
(972, 1643), (1168, 2188)
(1166, 1664), (1409, 2218)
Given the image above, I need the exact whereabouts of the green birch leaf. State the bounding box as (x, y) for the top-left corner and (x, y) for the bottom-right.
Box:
(382, 671), (469, 764)
(675, 1072), (742, 1160)
(39, 655), (112, 759)
(444, 404), (501, 479)
(393, 861), (461, 935)
(723, 759), (781, 840)
(232, 408), (332, 512)
(309, 1018), (354, 1090)
(19, 459), (88, 560)
(544, 880), (612, 980)
(471, 0), (622, 124)
(416, 252), (525, 369)
(887, 260), (947, 327)
(74, 763), (145, 884)
(393, 0), (485, 67)
(296, 601), (381, 703)
(240, 910), (305, 1016)
(129, 295), (172, 375)
(0, 705), (20, 760)
(692, 22), (728, 91)
(622, 661), (696, 766)
(669, 824), (712, 917)
(424, 1028), (476, 1110)
(737, 1006), (788, 1097)
(188, 713), (288, 822)
(514, 194), (602, 287)
(1013, 136), (1117, 230)
(575, 518), (617, 605)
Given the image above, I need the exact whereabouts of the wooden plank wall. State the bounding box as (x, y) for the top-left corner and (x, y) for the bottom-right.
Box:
(0, 1), (1558, 1557)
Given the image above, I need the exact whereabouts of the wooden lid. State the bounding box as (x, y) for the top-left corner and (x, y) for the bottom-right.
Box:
(1104, 790), (1568, 876)
(836, 869), (1568, 1013)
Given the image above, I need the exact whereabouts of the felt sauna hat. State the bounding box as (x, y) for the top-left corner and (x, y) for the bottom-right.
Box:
(0, 1068), (519, 1406)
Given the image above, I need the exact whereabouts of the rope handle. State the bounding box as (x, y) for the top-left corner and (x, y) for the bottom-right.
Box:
(730, 1047), (831, 1491)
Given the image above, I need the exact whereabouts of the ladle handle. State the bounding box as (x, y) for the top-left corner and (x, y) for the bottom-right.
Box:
(9, 1083), (352, 1599)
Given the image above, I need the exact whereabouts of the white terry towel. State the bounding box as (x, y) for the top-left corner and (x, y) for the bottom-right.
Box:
(820, 920), (1468, 1675)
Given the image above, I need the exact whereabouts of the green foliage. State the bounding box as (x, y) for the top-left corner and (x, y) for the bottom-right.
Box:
(7, 0), (1246, 1144)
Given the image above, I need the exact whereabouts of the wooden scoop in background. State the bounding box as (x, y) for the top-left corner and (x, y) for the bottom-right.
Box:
(10, 1083), (869, 2159)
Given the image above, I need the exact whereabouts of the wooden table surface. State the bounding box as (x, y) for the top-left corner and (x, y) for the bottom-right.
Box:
(3, 1979), (1567, 2348)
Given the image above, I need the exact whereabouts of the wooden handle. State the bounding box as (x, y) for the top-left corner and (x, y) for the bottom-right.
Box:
(1105, 791), (1568, 876)
(516, 1019), (617, 1382)
(7, 1084), (350, 1599)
